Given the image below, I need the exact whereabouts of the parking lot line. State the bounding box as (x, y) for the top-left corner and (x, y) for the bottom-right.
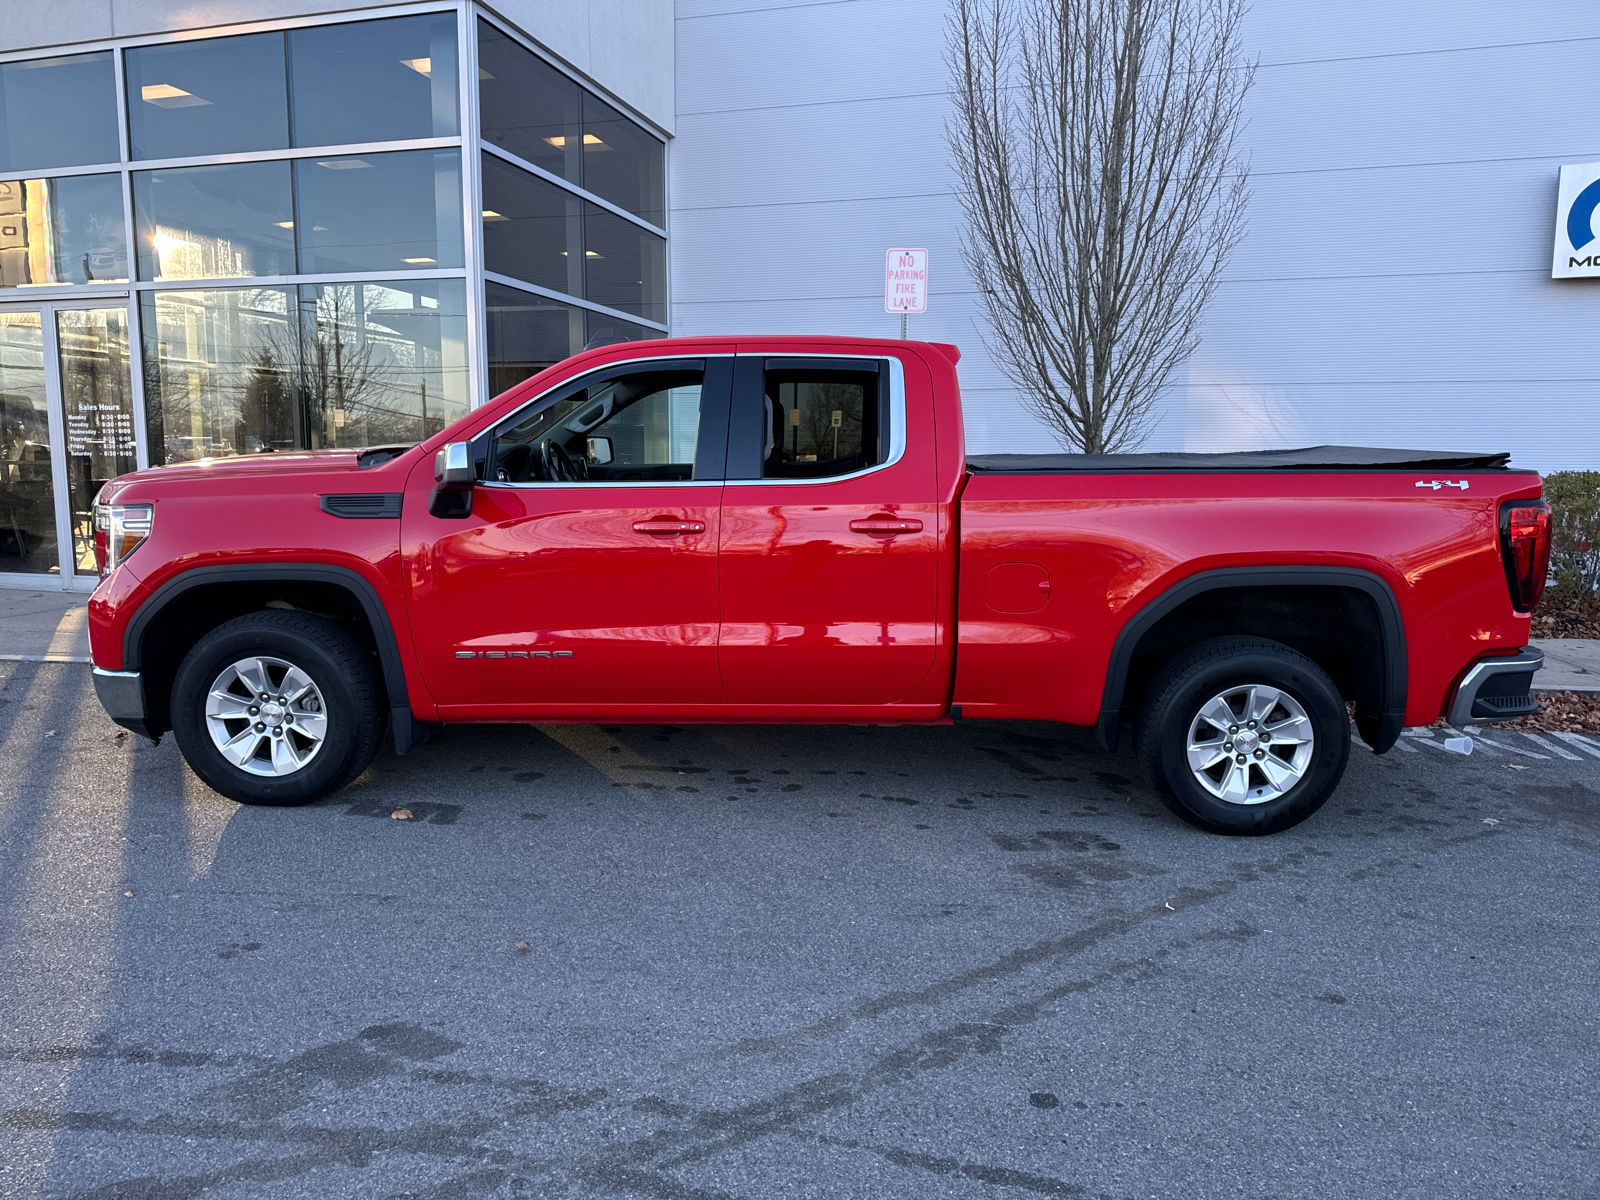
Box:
(1552, 732), (1600, 760)
(1519, 732), (1581, 760)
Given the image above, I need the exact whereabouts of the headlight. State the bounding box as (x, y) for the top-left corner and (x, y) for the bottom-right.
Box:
(93, 501), (153, 576)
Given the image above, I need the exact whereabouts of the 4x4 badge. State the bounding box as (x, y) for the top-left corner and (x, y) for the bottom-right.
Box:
(1414, 480), (1468, 491)
(455, 650), (574, 659)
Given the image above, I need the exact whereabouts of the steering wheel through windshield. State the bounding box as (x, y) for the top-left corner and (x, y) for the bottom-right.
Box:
(540, 438), (586, 483)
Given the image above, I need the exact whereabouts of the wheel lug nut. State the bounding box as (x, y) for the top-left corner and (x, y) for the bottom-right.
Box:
(1236, 754), (1246, 764)
(1248, 720), (1257, 729)
(248, 706), (258, 715)
(1254, 749), (1265, 759)
(1223, 742), (1233, 752)
(254, 723), (265, 732)
(1229, 725), (1238, 734)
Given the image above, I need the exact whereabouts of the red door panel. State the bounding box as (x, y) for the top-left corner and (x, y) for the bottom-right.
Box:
(716, 353), (941, 706)
(404, 483), (724, 709)
(718, 489), (939, 703)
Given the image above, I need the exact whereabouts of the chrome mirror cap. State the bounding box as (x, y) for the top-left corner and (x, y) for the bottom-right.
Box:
(434, 441), (473, 485)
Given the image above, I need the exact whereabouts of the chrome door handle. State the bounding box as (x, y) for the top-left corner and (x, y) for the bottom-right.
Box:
(849, 517), (923, 536)
(632, 519), (706, 535)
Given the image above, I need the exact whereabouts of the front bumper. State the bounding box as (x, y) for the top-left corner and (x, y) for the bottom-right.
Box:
(1447, 646), (1543, 727)
(92, 666), (156, 742)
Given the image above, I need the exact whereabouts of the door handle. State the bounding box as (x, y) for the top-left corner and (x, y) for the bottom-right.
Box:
(849, 516), (923, 536)
(632, 519), (706, 536)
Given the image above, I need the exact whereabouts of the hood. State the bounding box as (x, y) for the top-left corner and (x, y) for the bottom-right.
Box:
(97, 446), (419, 501)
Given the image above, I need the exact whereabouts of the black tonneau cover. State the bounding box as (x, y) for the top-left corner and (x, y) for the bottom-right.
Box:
(966, 445), (1514, 474)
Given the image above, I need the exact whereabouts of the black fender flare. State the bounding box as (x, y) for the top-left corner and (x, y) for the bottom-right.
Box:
(1094, 566), (1407, 755)
(123, 563), (431, 754)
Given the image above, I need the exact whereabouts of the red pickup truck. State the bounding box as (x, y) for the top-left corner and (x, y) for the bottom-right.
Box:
(87, 336), (1551, 834)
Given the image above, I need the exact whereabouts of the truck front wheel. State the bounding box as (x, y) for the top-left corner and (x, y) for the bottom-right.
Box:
(1134, 636), (1349, 835)
(170, 611), (385, 806)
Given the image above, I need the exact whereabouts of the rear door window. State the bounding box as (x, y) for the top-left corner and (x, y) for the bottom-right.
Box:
(757, 360), (886, 479)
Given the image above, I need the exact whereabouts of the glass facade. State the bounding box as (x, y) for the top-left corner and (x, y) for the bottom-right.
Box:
(0, 3), (667, 585)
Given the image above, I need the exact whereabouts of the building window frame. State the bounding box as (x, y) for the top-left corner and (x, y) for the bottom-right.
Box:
(0, 0), (670, 512)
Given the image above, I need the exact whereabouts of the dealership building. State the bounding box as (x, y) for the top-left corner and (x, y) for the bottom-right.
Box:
(0, 0), (1595, 588)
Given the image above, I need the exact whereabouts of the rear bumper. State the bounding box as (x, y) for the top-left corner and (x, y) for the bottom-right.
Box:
(92, 666), (156, 742)
(1447, 647), (1543, 726)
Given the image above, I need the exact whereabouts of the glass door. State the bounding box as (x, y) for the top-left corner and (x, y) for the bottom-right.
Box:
(0, 310), (58, 575)
(0, 301), (138, 585)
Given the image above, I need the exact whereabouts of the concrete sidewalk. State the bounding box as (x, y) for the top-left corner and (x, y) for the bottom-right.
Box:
(1, 588), (1598, 691)
(0, 588), (89, 661)
(1534, 638), (1600, 692)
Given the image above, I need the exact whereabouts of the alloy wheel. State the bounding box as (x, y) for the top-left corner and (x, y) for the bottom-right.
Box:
(204, 656), (328, 777)
(1185, 683), (1315, 805)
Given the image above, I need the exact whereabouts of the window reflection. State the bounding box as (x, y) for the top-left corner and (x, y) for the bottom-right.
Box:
(141, 282), (467, 465)
(0, 53), (120, 173)
(0, 174), (127, 288)
(477, 20), (580, 187)
(295, 149), (463, 274)
(300, 279), (468, 448)
(481, 153), (581, 295)
(583, 202), (666, 325)
(133, 162), (293, 281)
(583, 311), (663, 349)
(476, 19), (665, 225)
(0, 311), (58, 573)
(125, 33), (290, 161)
(581, 93), (665, 227)
(141, 286), (300, 465)
(485, 281), (663, 398)
(57, 308), (137, 572)
(289, 14), (460, 148)
(485, 281), (584, 397)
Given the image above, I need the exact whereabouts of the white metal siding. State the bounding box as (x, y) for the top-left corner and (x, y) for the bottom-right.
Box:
(673, 0), (1600, 470)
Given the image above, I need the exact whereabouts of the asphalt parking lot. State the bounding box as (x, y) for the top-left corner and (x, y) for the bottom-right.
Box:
(1, 658), (1597, 1200)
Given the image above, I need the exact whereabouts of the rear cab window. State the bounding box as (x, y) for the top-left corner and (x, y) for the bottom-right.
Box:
(729, 356), (893, 481)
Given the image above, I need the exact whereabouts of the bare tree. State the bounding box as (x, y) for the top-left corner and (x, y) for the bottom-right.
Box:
(948, 0), (1255, 452)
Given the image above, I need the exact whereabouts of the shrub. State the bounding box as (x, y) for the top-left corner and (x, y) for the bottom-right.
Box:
(1543, 471), (1600, 601)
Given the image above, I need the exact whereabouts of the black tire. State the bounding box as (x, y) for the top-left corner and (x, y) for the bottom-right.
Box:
(170, 610), (385, 807)
(1134, 636), (1349, 836)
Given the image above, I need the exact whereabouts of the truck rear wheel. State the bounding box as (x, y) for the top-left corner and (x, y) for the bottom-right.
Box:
(1134, 636), (1349, 835)
(170, 611), (384, 807)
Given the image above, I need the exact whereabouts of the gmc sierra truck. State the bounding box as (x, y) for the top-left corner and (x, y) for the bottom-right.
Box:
(87, 337), (1551, 834)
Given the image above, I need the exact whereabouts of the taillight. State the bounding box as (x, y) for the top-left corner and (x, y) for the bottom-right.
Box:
(1499, 498), (1552, 612)
(92, 501), (153, 577)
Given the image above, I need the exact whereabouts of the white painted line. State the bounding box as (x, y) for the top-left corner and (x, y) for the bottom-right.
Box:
(1552, 732), (1600, 760)
(0, 654), (91, 663)
(1390, 737), (1418, 753)
(1413, 737), (1472, 758)
(1519, 732), (1580, 760)
(1469, 735), (1550, 760)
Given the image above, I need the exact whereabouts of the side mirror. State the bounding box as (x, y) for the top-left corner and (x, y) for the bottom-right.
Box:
(434, 441), (473, 485)
(429, 441), (474, 519)
(586, 435), (613, 465)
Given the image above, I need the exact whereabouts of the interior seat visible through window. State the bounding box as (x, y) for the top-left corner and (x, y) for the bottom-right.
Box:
(760, 363), (884, 479)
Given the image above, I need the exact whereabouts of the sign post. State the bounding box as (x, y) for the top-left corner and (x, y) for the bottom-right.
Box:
(884, 248), (927, 338)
